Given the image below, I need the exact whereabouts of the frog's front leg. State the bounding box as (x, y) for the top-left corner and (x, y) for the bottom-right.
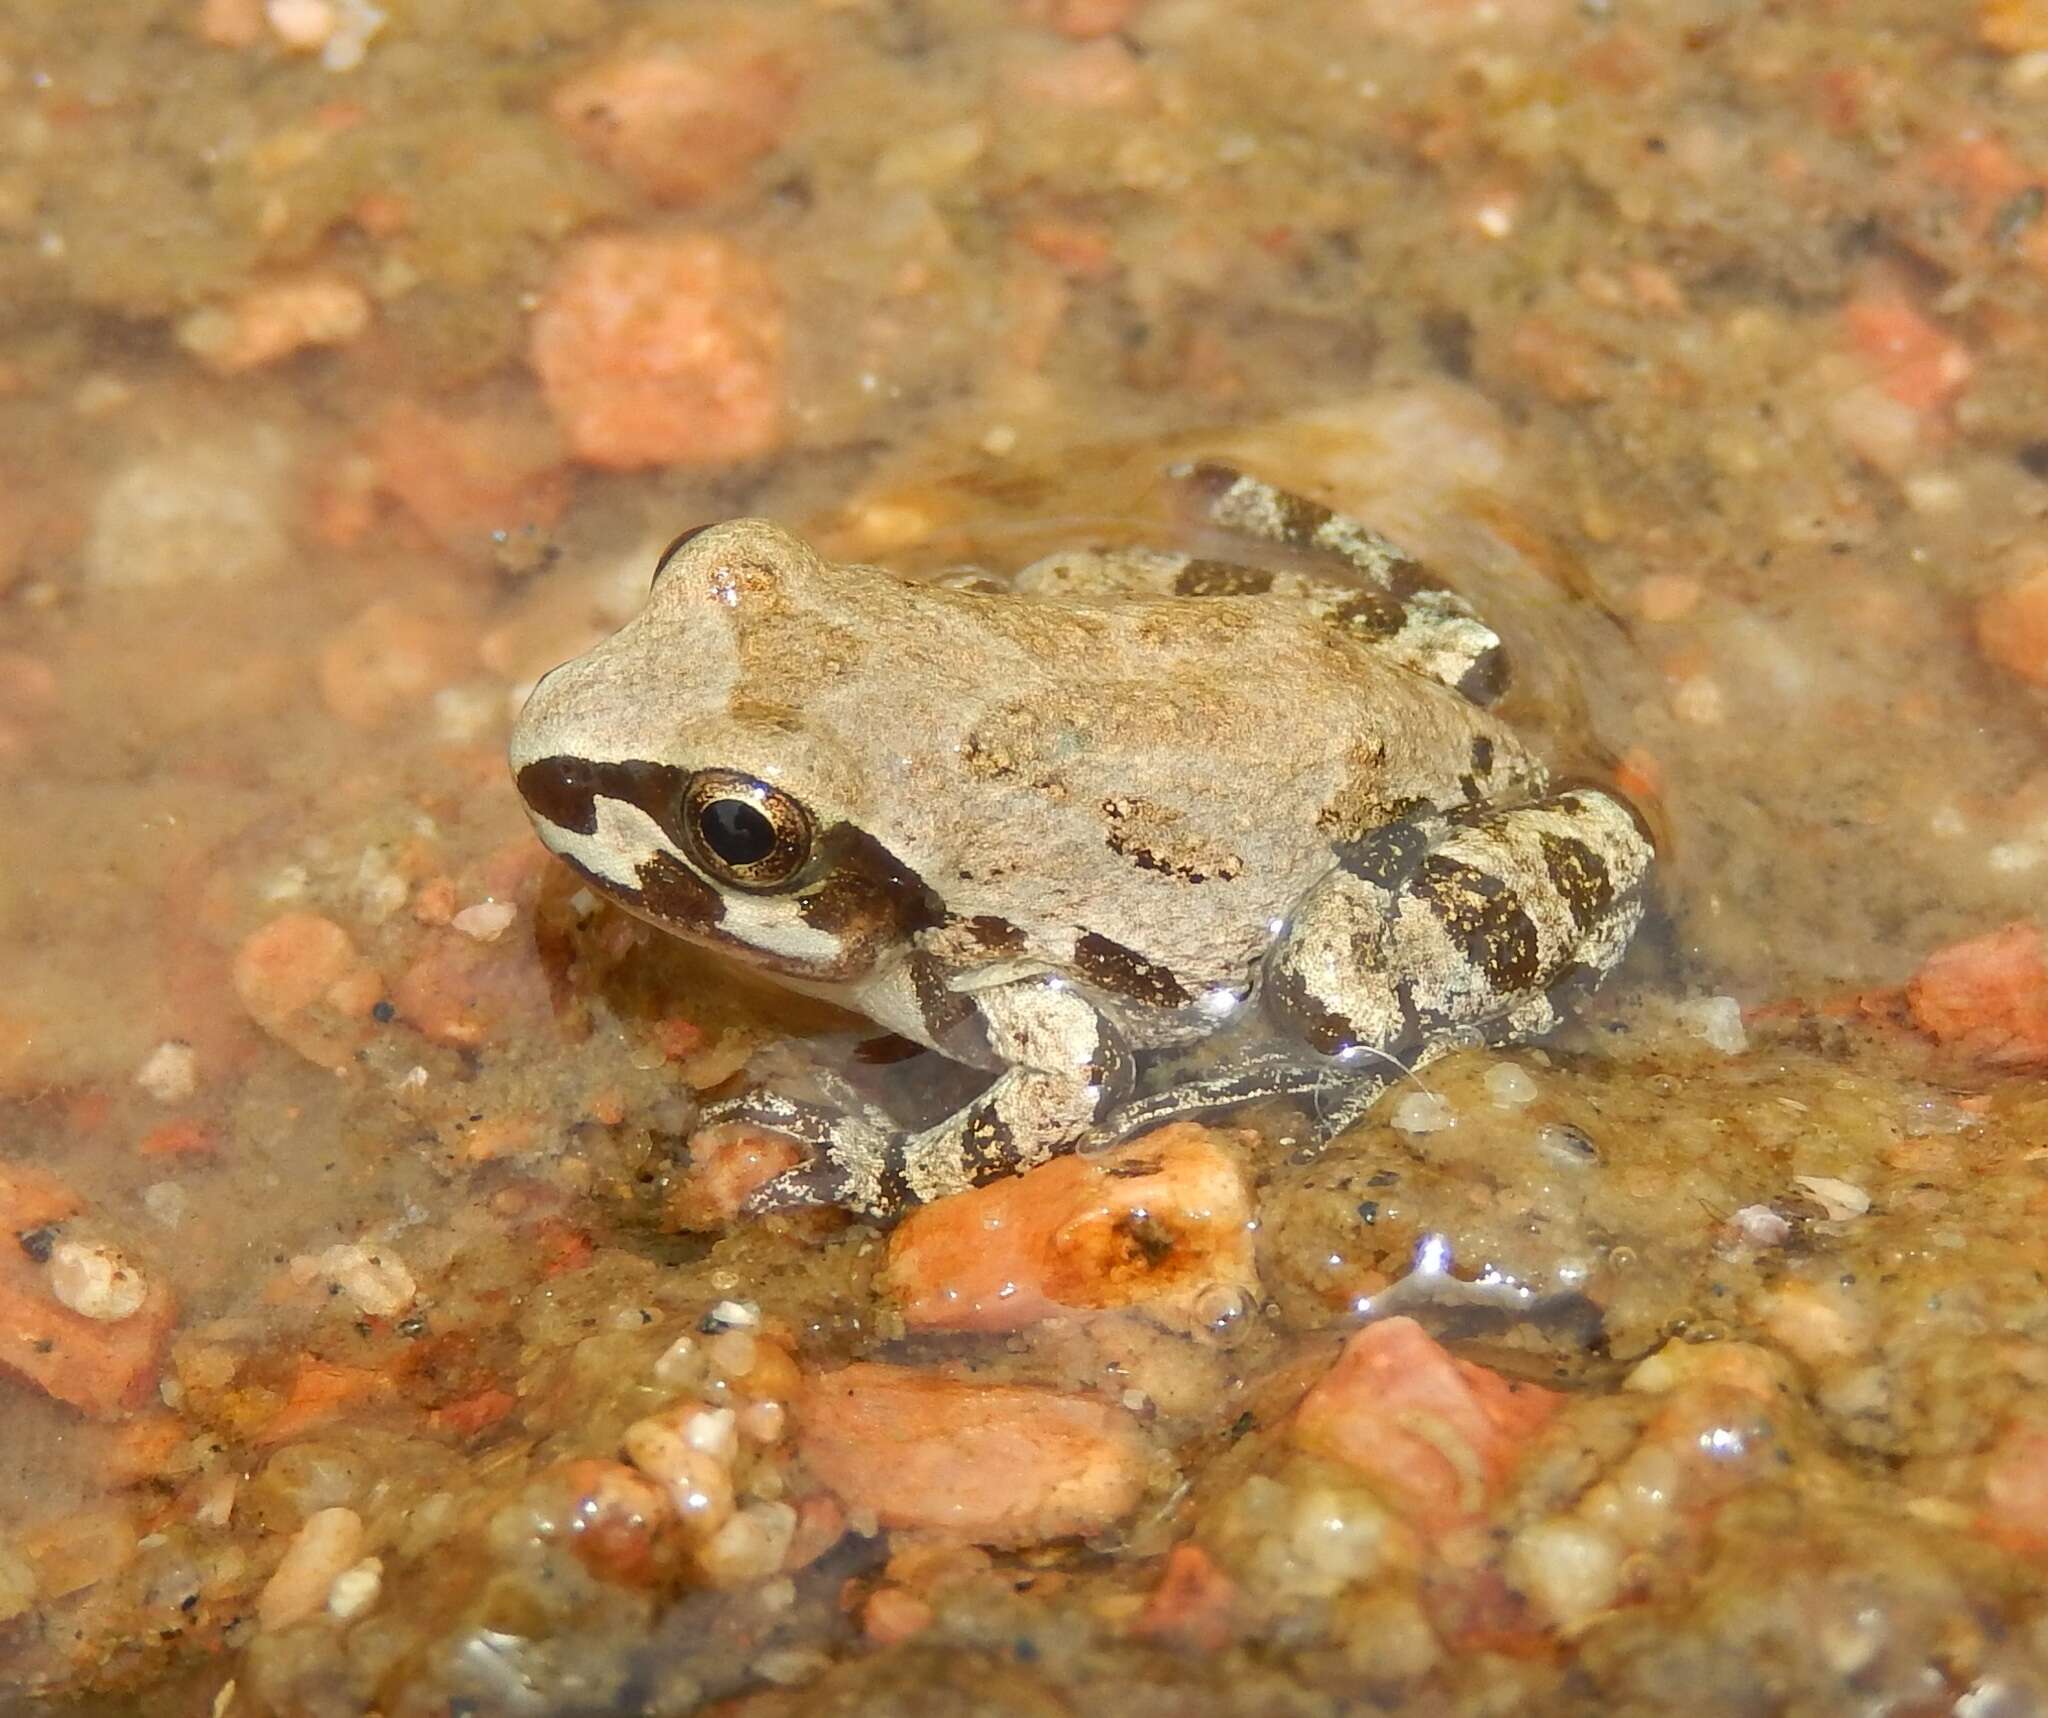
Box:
(1264, 788), (1653, 1128)
(732, 976), (1136, 1218)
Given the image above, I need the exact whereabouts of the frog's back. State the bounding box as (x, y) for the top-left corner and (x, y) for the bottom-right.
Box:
(812, 569), (1547, 998)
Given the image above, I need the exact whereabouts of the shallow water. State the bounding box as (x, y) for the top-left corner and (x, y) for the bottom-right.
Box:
(6, 2), (2048, 1713)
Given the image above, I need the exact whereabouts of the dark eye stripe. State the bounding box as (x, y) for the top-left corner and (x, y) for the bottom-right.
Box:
(515, 756), (692, 838)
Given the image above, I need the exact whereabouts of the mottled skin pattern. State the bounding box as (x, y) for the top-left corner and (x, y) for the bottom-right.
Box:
(510, 465), (1654, 1217)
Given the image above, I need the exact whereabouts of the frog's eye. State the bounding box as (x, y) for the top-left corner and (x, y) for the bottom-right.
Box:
(652, 523), (716, 586)
(680, 769), (813, 891)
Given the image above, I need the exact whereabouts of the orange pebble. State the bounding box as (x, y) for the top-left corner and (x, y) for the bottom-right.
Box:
(1636, 571), (1701, 623)
(1906, 921), (2048, 1068)
(1015, 0), (1144, 36)
(317, 596), (477, 729)
(863, 1584), (934, 1644)
(1843, 293), (1974, 413)
(795, 1363), (1149, 1547)
(231, 913), (382, 1073)
(550, 34), (800, 206)
(180, 273), (371, 374)
(368, 401), (570, 555)
(138, 1119), (216, 1160)
(1976, 566), (2048, 689)
(881, 1123), (1257, 1337)
(1292, 1317), (1560, 1533)
(666, 1125), (805, 1229)
(1131, 1541), (1237, 1652)
(529, 232), (786, 470)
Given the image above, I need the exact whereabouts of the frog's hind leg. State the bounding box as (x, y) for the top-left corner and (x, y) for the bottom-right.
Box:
(1170, 461), (1510, 704)
(735, 976), (1137, 1218)
(1263, 788), (1653, 1135)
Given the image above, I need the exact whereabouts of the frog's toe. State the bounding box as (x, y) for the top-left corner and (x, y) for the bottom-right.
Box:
(696, 1089), (845, 1150)
(738, 1157), (858, 1216)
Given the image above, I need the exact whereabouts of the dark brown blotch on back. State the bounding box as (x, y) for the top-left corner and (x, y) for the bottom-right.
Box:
(1072, 931), (1192, 1010)
(956, 914), (1028, 955)
(958, 1099), (1019, 1180)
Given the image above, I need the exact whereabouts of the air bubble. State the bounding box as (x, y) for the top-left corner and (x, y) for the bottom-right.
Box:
(1193, 1282), (1255, 1347)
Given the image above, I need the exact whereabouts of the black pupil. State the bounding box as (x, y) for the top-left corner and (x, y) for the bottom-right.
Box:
(698, 798), (778, 867)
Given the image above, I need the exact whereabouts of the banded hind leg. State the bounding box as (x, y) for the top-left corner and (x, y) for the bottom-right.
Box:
(1169, 462), (1511, 704)
(1262, 788), (1654, 1137)
(1013, 466), (1504, 703)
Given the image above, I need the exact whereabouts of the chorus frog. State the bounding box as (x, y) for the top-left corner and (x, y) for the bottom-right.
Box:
(511, 465), (1652, 1216)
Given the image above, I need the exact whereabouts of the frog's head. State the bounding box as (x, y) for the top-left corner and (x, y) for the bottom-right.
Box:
(509, 520), (943, 983)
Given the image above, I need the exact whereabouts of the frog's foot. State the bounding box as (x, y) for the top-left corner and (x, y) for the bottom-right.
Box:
(697, 1088), (871, 1153)
(1168, 461), (1509, 704)
(1264, 788), (1654, 1086)
(737, 975), (1138, 1219)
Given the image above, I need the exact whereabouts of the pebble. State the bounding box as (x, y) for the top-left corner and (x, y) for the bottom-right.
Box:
(450, 902), (517, 943)
(142, 1183), (188, 1229)
(325, 1555), (383, 1619)
(317, 0), (385, 71)
(684, 1407), (738, 1460)
(294, 1242), (416, 1318)
(1677, 995), (1748, 1055)
(176, 274), (371, 373)
(1670, 673), (1727, 726)
(738, 1401), (786, 1445)
(85, 433), (291, 589)
(266, 0), (335, 48)
(1729, 1203), (1791, 1247)
(696, 1500), (796, 1587)
(753, 1646), (830, 1687)
(1504, 1517), (1623, 1630)
(256, 1507), (364, 1630)
(652, 1333), (700, 1387)
(134, 1041), (197, 1103)
(48, 1241), (149, 1322)
(623, 1408), (736, 1534)
(1390, 1091), (1456, 1134)
(1793, 1174), (1871, 1221)
(1289, 1487), (1389, 1584)
(1483, 1062), (1538, 1107)
(706, 1299), (761, 1331)
(708, 1330), (758, 1378)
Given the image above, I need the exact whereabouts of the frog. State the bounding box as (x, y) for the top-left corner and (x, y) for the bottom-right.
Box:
(510, 463), (1654, 1219)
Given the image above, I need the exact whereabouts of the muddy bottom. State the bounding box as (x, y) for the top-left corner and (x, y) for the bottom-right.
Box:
(4, 1), (2048, 1714)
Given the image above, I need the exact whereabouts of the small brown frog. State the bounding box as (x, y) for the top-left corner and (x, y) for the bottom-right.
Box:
(511, 465), (1652, 1216)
